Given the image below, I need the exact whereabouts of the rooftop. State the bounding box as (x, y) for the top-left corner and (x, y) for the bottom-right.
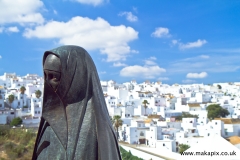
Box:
(214, 118), (240, 124)
(226, 136), (240, 145)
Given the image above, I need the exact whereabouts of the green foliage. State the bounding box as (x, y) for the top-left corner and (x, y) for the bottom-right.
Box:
(120, 146), (143, 160)
(206, 104), (230, 120)
(10, 117), (22, 126)
(113, 115), (123, 139)
(217, 84), (222, 89)
(179, 144), (190, 153)
(35, 90), (42, 98)
(1, 125), (136, 160)
(23, 105), (28, 108)
(110, 116), (114, 124)
(142, 100), (149, 115)
(176, 112), (199, 121)
(0, 125), (37, 159)
(20, 86), (26, 94)
(142, 100), (149, 108)
(8, 94), (15, 105)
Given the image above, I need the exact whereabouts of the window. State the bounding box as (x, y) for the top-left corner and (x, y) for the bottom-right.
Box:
(215, 122), (217, 125)
(140, 132), (144, 136)
(38, 111), (40, 114)
(0, 104), (2, 107)
(35, 111), (37, 114)
(163, 143), (165, 146)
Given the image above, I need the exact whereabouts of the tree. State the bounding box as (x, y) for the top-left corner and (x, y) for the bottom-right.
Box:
(217, 84), (222, 89)
(20, 86), (26, 94)
(35, 90), (42, 98)
(8, 94), (16, 117)
(206, 104), (230, 120)
(10, 117), (22, 126)
(179, 144), (190, 153)
(142, 100), (149, 115)
(8, 94), (15, 108)
(176, 112), (198, 121)
(112, 115), (123, 140)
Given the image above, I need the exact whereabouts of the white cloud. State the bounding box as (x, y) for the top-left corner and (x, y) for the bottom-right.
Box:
(23, 16), (138, 62)
(145, 60), (156, 66)
(199, 55), (209, 59)
(186, 72), (208, 79)
(158, 77), (169, 81)
(0, 27), (3, 33)
(179, 39), (207, 50)
(0, 0), (44, 25)
(6, 26), (19, 32)
(182, 79), (196, 84)
(144, 57), (158, 66)
(120, 65), (166, 79)
(119, 12), (138, 22)
(53, 10), (58, 15)
(73, 0), (107, 6)
(151, 27), (170, 38)
(113, 62), (127, 67)
(168, 55), (240, 73)
(133, 7), (138, 13)
(0, 55), (2, 59)
(172, 39), (178, 45)
(99, 71), (106, 74)
(149, 56), (157, 60)
(131, 50), (139, 54)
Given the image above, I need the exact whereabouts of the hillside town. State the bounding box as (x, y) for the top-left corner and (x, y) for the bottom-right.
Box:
(1, 72), (240, 158)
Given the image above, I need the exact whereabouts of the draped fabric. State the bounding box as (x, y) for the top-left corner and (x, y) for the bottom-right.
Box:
(32, 45), (122, 160)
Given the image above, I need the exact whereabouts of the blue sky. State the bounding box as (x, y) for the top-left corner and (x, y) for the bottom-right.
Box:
(1, 0), (240, 84)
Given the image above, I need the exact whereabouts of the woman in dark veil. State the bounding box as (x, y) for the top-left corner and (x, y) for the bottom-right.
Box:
(32, 45), (122, 160)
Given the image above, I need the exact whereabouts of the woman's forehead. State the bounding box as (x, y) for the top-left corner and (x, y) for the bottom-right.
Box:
(44, 54), (61, 72)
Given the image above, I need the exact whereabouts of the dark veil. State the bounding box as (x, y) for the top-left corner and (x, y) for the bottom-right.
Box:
(32, 45), (121, 160)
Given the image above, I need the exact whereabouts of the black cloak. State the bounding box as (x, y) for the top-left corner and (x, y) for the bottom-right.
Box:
(32, 45), (122, 160)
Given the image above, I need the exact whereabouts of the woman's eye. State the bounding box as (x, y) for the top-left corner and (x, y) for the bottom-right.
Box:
(53, 76), (59, 81)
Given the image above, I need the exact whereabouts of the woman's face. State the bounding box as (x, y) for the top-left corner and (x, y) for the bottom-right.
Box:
(44, 54), (61, 91)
